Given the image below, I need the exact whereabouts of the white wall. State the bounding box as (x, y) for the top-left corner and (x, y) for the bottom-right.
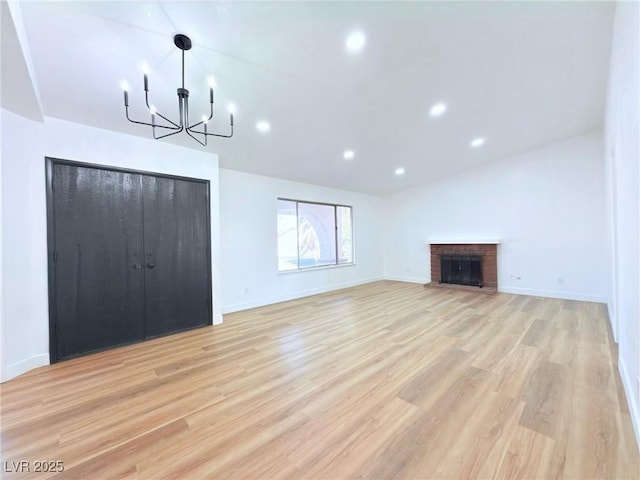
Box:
(384, 131), (607, 303)
(604, 1), (640, 448)
(1, 109), (222, 382)
(219, 169), (384, 313)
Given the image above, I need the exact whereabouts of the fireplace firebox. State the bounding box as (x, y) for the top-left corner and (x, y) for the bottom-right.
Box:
(440, 254), (483, 287)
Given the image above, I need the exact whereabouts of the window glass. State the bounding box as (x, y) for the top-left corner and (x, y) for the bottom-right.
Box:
(277, 199), (353, 271)
(298, 202), (337, 267)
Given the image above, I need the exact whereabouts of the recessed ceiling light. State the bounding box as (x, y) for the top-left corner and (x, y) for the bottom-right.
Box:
(343, 150), (355, 160)
(346, 32), (366, 52)
(395, 167), (405, 176)
(256, 121), (270, 132)
(429, 102), (447, 117)
(470, 137), (485, 148)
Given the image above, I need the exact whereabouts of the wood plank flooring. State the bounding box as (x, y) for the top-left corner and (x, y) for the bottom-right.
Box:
(1, 281), (638, 479)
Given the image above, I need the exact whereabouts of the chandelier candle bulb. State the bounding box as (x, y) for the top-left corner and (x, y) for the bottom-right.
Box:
(209, 87), (214, 104)
(143, 73), (148, 92)
(230, 113), (234, 126)
(121, 81), (129, 107)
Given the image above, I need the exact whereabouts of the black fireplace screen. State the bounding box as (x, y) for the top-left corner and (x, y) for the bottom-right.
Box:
(440, 254), (483, 287)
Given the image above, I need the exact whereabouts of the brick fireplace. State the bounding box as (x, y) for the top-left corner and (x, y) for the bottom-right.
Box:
(428, 242), (498, 292)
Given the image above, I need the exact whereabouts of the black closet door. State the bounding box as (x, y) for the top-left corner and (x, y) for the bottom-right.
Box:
(50, 163), (146, 360)
(141, 175), (211, 337)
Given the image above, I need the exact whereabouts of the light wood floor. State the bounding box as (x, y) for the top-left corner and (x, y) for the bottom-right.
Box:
(1, 281), (638, 479)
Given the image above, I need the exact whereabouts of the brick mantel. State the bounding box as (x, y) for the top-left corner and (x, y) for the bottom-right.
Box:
(429, 243), (498, 290)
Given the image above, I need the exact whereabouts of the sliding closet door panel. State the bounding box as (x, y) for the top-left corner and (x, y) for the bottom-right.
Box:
(51, 163), (145, 360)
(142, 175), (211, 337)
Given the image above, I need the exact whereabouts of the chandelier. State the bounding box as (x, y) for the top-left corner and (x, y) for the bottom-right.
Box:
(122, 34), (233, 146)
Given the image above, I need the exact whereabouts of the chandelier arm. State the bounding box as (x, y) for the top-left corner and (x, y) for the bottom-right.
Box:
(185, 128), (207, 146)
(188, 124), (234, 139)
(144, 91), (181, 128)
(154, 126), (185, 140)
(126, 107), (181, 131)
(206, 128), (233, 139)
(153, 110), (180, 129)
(187, 111), (233, 137)
(189, 101), (214, 130)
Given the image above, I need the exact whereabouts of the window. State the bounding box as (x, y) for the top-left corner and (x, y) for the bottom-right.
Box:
(277, 198), (353, 271)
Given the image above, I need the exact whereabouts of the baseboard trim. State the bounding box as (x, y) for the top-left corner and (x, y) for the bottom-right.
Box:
(1, 354), (49, 383)
(221, 276), (385, 314)
(223, 279), (607, 314)
(383, 275), (427, 284)
(618, 353), (640, 452)
(498, 286), (607, 303)
(607, 301), (618, 343)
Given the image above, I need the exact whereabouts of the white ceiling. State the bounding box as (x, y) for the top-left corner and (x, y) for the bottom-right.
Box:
(6, 1), (614, 195)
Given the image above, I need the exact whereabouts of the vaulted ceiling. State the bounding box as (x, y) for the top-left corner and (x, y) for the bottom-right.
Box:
(3, 1), (614, 195)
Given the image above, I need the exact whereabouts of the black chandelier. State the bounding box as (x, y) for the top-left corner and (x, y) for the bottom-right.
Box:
(122, 34), (233, 146)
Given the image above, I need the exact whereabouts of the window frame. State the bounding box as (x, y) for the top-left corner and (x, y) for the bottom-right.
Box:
(277, 197), (355, 272)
